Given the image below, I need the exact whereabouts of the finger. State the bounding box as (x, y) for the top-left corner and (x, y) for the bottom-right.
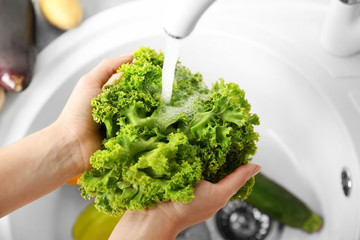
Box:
(102, 72), (124, 90)
(86, 54), (133, 87)
(215, 163), (261, 200)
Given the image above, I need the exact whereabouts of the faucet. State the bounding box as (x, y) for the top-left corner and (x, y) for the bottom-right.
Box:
(163, 0), (360, 57)
(163, 0), (216, 39)
(322, 0), (360, 56)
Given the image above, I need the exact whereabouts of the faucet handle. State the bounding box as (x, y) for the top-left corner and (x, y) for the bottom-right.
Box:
(340, 0), (360, 5)
(322, 0), (360, 56)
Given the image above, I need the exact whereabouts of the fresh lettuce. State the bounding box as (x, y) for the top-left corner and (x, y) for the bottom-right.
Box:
(78, 47), (259, 215)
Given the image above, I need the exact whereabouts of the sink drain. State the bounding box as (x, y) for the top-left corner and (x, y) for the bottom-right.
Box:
(215, 201), (282, 240)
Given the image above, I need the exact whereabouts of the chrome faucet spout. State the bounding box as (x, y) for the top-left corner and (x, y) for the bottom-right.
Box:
(163, 0), (216, 39)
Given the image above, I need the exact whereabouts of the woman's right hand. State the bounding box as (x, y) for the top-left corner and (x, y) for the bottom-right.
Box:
(109, 163), (261, 240)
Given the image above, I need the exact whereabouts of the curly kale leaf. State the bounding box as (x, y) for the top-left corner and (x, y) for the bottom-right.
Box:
(79, 46), (259, 215)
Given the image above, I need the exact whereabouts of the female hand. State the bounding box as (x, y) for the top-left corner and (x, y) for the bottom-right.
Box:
(55, 54), (133, 173)
(109, 163), (261, 240)
(0, 54), (132, 217)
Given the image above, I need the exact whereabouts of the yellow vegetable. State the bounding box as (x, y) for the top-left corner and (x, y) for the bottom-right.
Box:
(39, 0), (83, 30)
(0, 87), (5, 111)
(73, 204), (122, 240)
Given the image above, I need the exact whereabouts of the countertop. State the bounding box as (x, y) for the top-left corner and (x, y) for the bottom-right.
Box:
(33, 0), (132, 51)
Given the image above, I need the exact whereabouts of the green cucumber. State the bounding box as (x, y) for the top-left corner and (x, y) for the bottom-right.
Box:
(245, 173), (323, 233)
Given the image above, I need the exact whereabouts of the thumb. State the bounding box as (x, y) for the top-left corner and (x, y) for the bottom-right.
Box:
(216, 164), (261, 200)
(85, 54), (133, 88)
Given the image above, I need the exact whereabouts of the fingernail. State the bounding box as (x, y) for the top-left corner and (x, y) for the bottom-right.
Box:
(247, 164), (261, 180)
(120, 53), (134, 61)
(122, 53), (133, 58)
(103, 72), (124, 89)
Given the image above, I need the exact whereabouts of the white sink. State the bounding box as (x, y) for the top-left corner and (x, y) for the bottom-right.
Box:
(1, 0), (360, 239)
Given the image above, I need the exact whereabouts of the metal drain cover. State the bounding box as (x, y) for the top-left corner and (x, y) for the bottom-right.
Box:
(215, 201), (282, 240)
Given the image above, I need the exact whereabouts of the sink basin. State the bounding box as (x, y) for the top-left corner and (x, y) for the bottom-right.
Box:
(1, 0), (360, 239)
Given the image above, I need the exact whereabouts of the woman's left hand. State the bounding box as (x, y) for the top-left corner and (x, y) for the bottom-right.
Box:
(0, 54), (132, 217)
(55, 54), (133, 173)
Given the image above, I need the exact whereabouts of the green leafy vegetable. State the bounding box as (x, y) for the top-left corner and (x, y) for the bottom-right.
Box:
(78, 46), (260, 215)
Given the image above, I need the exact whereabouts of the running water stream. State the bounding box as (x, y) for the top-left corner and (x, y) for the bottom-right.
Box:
(161, 36), (181, 103)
